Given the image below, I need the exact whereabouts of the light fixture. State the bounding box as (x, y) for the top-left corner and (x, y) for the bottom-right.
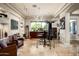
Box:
(32, 5), (37, 7)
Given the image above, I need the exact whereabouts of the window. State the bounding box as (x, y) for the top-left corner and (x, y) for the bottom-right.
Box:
(31, 21), (48, 32)
(70, 20), (77, 34)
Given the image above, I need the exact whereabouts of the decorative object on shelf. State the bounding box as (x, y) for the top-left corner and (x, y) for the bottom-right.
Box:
(20, 22), (23, 28)
(60, 17), (65, 29)
(57, 23), (60, 27)
(21, 26), (23, 28)
(20, 22), (23, 24)
(0, 13), (8, 25)
(0, 13), (8, 18)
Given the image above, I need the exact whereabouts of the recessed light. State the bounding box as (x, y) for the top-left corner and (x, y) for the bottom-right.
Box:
(32, 5), (37, 7)
(25, 8), (27, 11)
(38, 7), (40, 9)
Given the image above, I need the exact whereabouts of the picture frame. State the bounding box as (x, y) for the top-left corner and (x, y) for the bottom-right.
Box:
(11, 19), (18, 30)
(60, 17), (65, 29)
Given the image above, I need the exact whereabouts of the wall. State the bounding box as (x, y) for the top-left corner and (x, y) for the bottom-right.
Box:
(77, 17), (79, 38)
(59, 12), (66, 44)
(25, 17), (51, 31)
(0, 11), (25, 37)
(60, 13), (79, 45)
(51, 18), (59, 28)
(59, 13), (79, 46)
(0, 24), (3, 38)
(8, 12), (25, 36)
(0, 11), (9, 38)
(70, 16), (79, 40)
(59, 12), (71, 46)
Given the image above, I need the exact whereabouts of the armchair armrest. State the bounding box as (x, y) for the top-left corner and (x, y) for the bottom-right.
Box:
(0, 43), (17, 56)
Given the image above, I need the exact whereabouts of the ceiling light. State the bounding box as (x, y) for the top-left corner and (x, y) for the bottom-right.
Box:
(38, 7), (40, 9)
(32, 5), (37, 7)
(0, 7), (2, 10)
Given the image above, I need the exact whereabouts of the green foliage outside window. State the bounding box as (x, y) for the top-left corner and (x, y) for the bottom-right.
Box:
(31, 22), (48, 32)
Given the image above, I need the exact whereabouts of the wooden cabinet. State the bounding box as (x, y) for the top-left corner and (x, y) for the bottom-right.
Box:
(52, 28), (57, 38)
(30, 32), (44, 38)
(30, 28), (57, 39)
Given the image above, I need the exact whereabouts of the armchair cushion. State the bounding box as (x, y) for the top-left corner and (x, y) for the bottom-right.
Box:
(0, 41), (17, 56)
(0, 39), (8, 48)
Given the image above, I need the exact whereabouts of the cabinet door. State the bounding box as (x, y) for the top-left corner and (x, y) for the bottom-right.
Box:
(52, 28), (57, 38)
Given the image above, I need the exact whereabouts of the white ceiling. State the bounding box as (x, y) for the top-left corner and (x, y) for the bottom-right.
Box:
(72, 9), (79, 14)
(11, 3), (66, 17)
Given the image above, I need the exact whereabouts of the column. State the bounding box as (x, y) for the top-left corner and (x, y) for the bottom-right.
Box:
(64, 12), (70, 47)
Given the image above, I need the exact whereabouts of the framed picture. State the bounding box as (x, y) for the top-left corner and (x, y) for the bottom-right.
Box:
(11, 19), (18, 30)
(60, 17), (65, 29)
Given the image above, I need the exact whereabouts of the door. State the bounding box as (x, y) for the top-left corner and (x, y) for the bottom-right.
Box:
(25, 25), (29, 38)
(70, 20), (77, 39)
(52, 28), (57, 38)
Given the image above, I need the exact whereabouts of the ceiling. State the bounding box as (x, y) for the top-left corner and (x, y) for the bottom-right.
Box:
(9, 3), (66, 18)
(72, 9), (79, 14)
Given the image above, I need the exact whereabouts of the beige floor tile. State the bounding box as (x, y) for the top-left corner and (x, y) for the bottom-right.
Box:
(17, 39), (79, 56)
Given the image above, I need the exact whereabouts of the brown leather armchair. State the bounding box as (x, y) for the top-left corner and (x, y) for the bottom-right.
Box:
(17, 38), (24, 48)
(0, 41), (17, 56)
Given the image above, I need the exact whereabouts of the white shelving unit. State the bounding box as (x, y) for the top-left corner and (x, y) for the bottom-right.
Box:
(0, 17), (8, 25)
(0, 14), (9, 38)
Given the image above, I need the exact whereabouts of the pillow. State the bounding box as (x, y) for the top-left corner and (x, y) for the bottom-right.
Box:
(0, 46), (1, 49)
(0, 39), (8, 48)
(8, 36), (13, 42)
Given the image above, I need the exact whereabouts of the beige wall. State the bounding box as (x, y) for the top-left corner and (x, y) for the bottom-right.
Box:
(59, 11), (71, 46)
(70, 16), (79, 40)
(25, 17), (51, 31)
(59, 12), (66, 44)
(0, 11), (25, 37)
(8, 12), (25, 36)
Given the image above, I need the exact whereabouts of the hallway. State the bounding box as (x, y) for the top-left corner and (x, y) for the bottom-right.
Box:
(0, 3), (79, 56)
(17, 39), (78, 56)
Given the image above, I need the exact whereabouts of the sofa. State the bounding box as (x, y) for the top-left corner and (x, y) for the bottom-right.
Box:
(9, 35), (24, 48)
(17, 37), (24, 48)
(0, 41), (17, 56)
(0, 34), (24, 56)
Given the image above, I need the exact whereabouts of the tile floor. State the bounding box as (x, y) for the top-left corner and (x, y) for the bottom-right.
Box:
(17, 39), (79, 56)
